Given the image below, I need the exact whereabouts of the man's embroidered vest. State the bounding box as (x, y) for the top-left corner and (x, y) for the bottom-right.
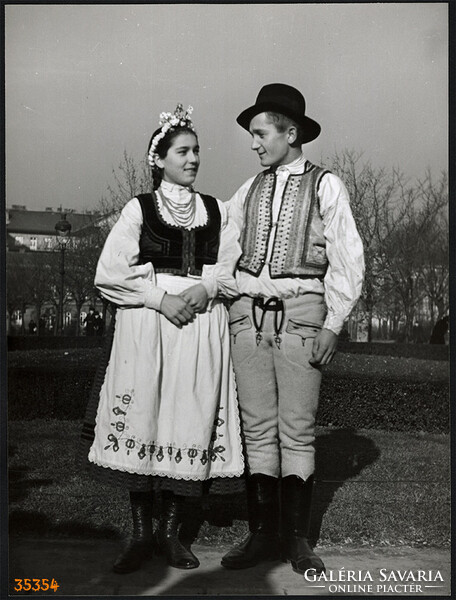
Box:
(136, 192), (221, 276)
(238, 162), (329, 279)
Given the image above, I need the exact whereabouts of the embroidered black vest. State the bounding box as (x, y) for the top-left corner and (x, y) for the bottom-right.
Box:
(238, 162), (329, 279)
(137, 192), (221, 276)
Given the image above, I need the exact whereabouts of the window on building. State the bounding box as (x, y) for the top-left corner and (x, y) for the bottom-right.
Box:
(30, 237), (38, 251)
(44, 237), (53, 249)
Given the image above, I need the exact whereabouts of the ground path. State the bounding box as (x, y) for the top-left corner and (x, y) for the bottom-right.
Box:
(10, 537), (450, 596)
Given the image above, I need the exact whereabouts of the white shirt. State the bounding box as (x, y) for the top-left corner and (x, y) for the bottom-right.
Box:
(227, 153), (365, 335)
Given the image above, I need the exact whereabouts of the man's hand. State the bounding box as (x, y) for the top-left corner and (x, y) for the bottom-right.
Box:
(159, 294), (195, 328)
(309, 328), (338, 366)
(179, 284), (209, 313)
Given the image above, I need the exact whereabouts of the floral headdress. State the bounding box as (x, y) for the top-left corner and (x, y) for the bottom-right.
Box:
(148, 104), (195, 166)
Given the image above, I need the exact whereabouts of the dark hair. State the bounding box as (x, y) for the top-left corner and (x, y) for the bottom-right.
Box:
(265, 111), (304, 148)
(148, 126), (198, 190)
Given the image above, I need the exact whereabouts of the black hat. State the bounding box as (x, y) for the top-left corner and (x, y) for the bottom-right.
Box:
(236, 83), (321, 143)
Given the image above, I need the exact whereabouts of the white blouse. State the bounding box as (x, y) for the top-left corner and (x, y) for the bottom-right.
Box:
(227, 154), (365, 335)
(94, 182), (240, 310)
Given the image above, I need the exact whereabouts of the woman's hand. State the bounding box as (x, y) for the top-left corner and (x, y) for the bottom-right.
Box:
(159, 293), (195, 328)
(179, 283), (209, 313)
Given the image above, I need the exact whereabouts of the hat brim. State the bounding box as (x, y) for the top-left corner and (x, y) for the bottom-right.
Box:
(236, 102), (321, 143)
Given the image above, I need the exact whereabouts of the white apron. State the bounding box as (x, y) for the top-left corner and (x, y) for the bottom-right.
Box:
(88, 274), (244, 480)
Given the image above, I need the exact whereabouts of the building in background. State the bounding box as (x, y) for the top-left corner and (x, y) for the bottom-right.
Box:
(6, 205), (108, 335)
(6, 205), (100, 252)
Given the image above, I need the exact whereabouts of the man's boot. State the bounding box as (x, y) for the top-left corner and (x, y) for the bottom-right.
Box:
(221, 473), (281, 569)
(281, 474), (325, 575)
(156, 491), (200, 569)
(112, 491), (155, 574)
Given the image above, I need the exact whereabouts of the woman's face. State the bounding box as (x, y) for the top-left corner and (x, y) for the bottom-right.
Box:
(155, 132), (200, 187)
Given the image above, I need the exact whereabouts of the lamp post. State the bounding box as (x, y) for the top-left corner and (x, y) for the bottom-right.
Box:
(55, 213), (72, 335)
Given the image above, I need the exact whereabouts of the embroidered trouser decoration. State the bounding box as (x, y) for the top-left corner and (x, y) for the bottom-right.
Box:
(252, 297), (285, 348)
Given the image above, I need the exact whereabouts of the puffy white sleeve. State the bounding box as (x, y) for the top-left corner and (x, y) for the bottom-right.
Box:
(225, 177), (255, 242)
(319, 174), (365, 335)
(95, 198), (167, 310)
(201, 199), (242, 299)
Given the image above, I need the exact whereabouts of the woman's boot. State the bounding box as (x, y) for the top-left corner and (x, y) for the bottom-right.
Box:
(178, 498), (205, 551)
(221, 473), (281, 569)
(157, 491), (200, 569)
(113, 491), (155, 574)
(281, 474), (325, 575)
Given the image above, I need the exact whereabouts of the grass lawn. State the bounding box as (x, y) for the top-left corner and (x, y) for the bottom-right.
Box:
(8, 419), (450, 549)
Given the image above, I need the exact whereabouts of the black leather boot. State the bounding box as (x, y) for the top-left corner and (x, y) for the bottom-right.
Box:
(157, 491), (200, 569)
(112, 491), (154, 574)
(221, 473), (281, 569)
(178, 499), (205, 551)
(281, 475), (325, 575)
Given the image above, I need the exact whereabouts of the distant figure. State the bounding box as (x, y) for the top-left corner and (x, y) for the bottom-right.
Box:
(48, 316), (55, 335)
(28, 319), (37, 335)
(93, 311), (104, 336)
(39, 316), (46, 334)
(339, 327), (351, 342)
(84, 306), (96, 336)
(429, 316), (449, 345)
(412, 321), (424, 344)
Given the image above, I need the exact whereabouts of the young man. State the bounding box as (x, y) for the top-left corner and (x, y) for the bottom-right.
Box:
(221, 84), (364, 575)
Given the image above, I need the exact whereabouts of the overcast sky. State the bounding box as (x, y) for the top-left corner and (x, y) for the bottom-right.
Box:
(5, 3), (448, 213)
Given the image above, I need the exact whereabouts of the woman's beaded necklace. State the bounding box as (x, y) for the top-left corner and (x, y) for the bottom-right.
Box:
(157, 186), (196, 228)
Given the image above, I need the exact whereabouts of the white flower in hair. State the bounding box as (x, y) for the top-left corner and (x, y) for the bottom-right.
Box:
(148, 103), (196, 166)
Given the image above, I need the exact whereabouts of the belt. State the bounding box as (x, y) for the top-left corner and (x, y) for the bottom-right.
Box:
(252, 297), (285, 347)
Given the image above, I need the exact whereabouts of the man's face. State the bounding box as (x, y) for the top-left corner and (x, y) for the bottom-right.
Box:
(249, 113), (296, 167)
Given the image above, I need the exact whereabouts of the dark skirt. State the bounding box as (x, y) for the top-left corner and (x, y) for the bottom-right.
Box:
(78, 308), (245, 497)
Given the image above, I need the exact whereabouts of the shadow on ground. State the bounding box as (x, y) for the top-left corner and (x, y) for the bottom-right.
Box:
(311, 427), (380, 542)
(8, 429), (384, 595)
(9, 428), (380, 542)
(8, 443), (120, 539)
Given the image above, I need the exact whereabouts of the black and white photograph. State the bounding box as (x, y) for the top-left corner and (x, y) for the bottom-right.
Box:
(4, 2), (450, 597)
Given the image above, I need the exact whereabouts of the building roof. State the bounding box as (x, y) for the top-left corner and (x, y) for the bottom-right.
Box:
(6, 208), (98, 235)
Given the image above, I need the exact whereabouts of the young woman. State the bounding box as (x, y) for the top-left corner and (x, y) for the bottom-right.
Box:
(81, 105), (243, 574)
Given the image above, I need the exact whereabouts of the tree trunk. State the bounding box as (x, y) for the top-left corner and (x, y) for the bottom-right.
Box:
(404, 308), (416, 343)
(391, 316), (400, 340)
(21, 302), (27, 335)
(35, 302), (43, 335)
(435, 298), (447, 321)
(367, 315), (373, 343)
(75, 308), (80, 336)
